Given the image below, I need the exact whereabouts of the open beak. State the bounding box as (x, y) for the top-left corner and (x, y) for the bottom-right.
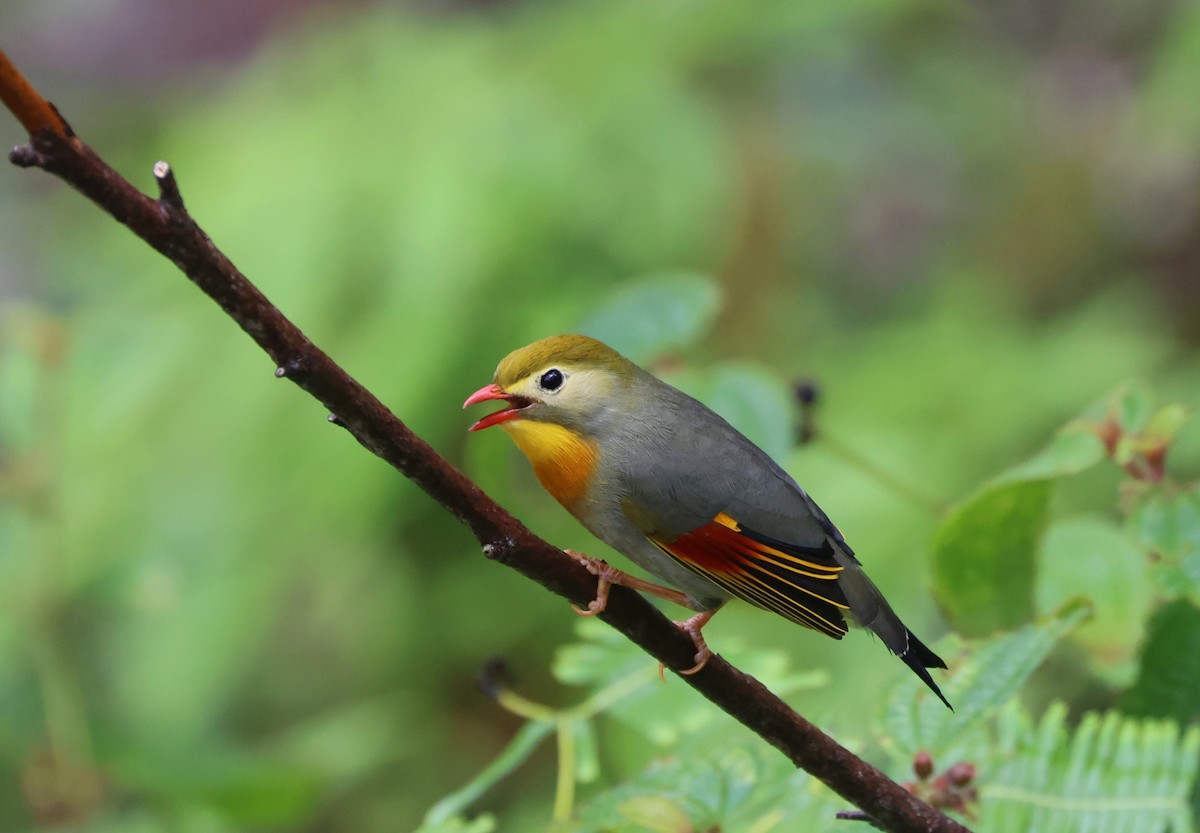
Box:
(463, 383), (535, 431)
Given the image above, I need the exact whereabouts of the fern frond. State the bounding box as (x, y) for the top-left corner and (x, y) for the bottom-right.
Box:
(979, 702), (1200, 833)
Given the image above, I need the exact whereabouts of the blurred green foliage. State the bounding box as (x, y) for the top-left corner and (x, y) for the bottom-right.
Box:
(3, 0), (1200, 830)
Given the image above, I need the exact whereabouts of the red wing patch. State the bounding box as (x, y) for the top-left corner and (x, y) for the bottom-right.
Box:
(651, 513), (850, 638)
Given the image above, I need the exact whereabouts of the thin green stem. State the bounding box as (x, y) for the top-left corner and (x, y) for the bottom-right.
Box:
(495, 688), (558, 723)
(552, 718), (576, 823)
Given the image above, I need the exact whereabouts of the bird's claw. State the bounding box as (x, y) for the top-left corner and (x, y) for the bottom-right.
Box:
(572, 575), (611, 617)
(678, 647), (712, 676)
(567, 550), (613, 616)
(658, 610), (717, 679)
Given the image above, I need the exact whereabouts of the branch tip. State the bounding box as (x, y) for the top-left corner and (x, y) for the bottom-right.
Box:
(476, 658), (513, 699)
(9, 143), (42, 168)
(482, 538), (518, 560)
(276, 355), (311, 379)
(153, 160), (185, 210)
(836, 811), (880, 826)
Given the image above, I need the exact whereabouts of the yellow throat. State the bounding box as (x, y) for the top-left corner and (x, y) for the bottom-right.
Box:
(501, 420), (598, 510)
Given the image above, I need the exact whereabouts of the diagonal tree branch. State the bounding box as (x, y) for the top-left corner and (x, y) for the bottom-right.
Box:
(0, 48), (971, 833)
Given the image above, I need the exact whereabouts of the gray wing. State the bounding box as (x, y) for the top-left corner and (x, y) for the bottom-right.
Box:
(617, 378), (830, 544)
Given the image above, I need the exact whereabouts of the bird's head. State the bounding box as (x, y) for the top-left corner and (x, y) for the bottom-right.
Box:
(463, 334), (633, 436)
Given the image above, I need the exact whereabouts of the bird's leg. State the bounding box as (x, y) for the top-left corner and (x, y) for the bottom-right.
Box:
(564, 549), (718, 677)
(565, 550), (693, 616)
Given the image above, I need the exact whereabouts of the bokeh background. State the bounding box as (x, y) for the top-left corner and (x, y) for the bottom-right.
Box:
(2, 0), (1199, 830)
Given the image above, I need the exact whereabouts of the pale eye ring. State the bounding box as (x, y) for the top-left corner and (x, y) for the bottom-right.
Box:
(539, 368), (564, 391)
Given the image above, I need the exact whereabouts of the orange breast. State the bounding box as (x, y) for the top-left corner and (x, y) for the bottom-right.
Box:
(501, 420), (599, 510)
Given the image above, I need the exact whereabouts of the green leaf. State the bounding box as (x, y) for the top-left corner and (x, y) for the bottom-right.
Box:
(878, 601), (1089, 760)
(1120, 599), (1200, 724)
(576, 745), (843, 833)
(1128, 485), (1200, 601)
(576, 272), (721, 365)
(991, 426), (1107, 486)
(1076, 382), (1158, 439)
(615, 796), (692, 833)
(552, 618), (663, 689)
(554, 619), (827, 746)
(549, 624), (710, 748)
(972, 702), (1200, 833)
(1144, 403), (1190, 446)
(1113, 382), (1157, 434)
(932, 479), (1050, 636)
(931, 423), (1105, 637)
(1036, 516), (1153, 677)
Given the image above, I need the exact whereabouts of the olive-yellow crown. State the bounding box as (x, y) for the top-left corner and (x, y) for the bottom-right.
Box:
(494, 334), (632, 388)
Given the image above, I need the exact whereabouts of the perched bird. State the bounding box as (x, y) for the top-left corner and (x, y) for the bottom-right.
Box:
(464, 335), (950, 708)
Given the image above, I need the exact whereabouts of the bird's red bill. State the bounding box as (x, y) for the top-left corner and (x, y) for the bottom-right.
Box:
(463, 383), (534, 431)
(651, 513), (850, 638)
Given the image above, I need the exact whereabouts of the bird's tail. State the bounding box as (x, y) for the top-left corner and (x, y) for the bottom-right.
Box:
(897, 628), (952, 711)
(838, 561), (953, 710)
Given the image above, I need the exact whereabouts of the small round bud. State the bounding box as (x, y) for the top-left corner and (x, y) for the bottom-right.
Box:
(913, 750), (934, 780)
(946, 761), (976, 787)
(794, 379), (819, 407)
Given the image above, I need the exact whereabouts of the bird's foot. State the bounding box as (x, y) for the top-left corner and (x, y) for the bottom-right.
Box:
(659, 609), (718, 678)
(564, 549), (717, 676)
(564, 549), (694, 613)
(566, 550), (615, 617)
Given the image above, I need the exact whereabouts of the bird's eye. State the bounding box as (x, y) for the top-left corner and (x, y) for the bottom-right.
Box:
(539, 368), (564, 391)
